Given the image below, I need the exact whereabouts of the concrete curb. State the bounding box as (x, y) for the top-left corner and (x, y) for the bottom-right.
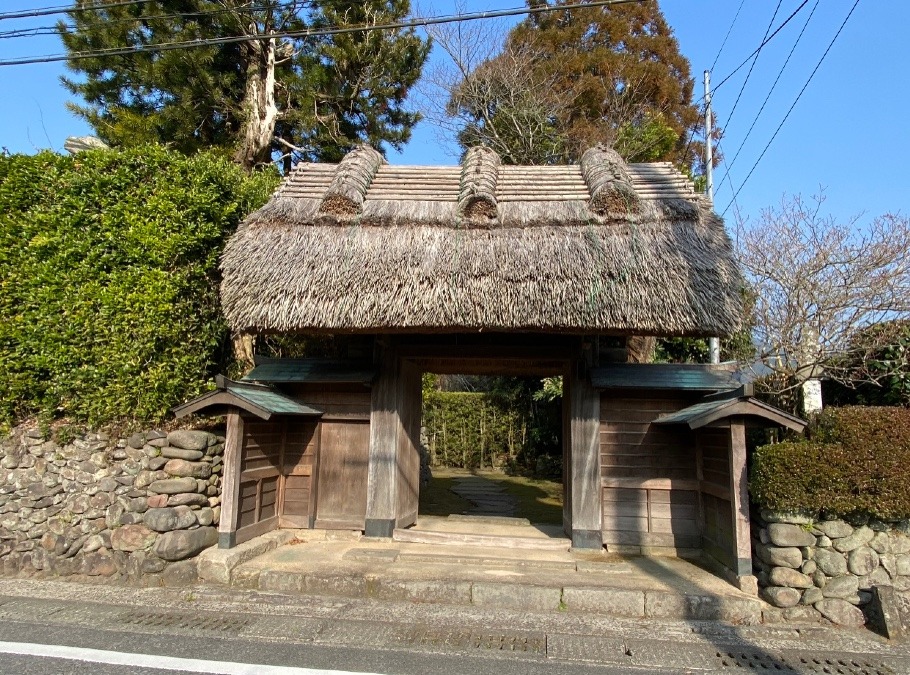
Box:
(208, 531), (767, 624)
(196, 530), (296, 585)
(243, 567), (766, 623)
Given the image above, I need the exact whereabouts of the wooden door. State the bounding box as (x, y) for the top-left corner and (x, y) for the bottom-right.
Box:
(314, 419), (370, 529)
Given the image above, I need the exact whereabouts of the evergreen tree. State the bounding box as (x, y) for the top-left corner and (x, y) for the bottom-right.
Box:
(449, 0), (700, 167)
(60, 0), (429, 170)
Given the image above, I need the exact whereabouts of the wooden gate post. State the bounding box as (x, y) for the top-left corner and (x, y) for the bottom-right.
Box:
(218, 408), (245, 548)
(569, 362), (603, 549)
(729, 420), (754, 581)
(365, 345), (400, 537)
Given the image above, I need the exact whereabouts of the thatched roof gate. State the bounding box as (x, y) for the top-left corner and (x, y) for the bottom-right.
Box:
(221, 145), (743, 336)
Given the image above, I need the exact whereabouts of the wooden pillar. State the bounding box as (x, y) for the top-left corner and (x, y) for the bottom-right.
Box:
(395, 358), (422, 529)
(729, 420), (753, 577)
(218, 408), (245, 549)
(365, 345), (400, 537)
(569, 362), (603, 549)
(562, 376), (572, 537)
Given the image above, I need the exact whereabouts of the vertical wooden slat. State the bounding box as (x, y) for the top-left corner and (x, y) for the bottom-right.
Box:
(366, 342), (400, 537)
(308, 423), (322, 528)
(729, 420), (752, 576)
(562, 365), (573, 537)
(569, 361), (603, 549)
(695, 431), (706, 537)
(218, 409), (244, 548)
(277, 419), (287, 521)
(646, 488), (653, 534)
(254, 479), (262, 522)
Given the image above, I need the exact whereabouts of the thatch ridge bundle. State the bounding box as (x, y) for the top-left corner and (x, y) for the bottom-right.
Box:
(581, 145), (642, 217)
(222, 145), (744, 337)
(319, 144), (384, 216)
(458, 146), (500, 220)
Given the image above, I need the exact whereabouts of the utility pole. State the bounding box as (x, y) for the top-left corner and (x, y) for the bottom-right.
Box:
(703, 70), (715, 204)
(704, 69), (720, 365)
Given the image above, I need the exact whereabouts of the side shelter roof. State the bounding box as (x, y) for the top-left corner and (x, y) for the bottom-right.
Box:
(172, 376), (322, 421)
(221, 145), (743, 336)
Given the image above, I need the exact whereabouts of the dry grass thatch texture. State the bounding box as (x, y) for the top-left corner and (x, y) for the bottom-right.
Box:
(458, 146), (500, 220)
(318, 145), (384, 216)
(221, 215), (743, 336)
(581, 145), (642, 217)
(223, 145), (742, 336)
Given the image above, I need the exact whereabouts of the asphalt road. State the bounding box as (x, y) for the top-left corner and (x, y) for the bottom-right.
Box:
(0, 618), (681, 675)
(0, 579), (905, 675)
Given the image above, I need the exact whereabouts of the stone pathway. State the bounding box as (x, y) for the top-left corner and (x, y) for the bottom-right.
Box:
(449, 475), (518, 517)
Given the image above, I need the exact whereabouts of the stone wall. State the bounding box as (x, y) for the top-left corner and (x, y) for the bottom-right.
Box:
(0, 425), (224, 585)
(754, 510), (910, 627)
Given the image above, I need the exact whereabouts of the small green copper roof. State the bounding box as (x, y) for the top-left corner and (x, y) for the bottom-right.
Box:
(173, 376), (323, 421)
(655, 395), (805, 431)
(227, 383), (321, 416)
(590, 363), (746, 391)
(244, 358), (376, 385)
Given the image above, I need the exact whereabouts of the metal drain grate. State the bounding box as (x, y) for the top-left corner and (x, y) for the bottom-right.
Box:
(716, 650), (895, 675)
(121, 610), (249, 633)
(0, 598), (66, 621)
(398, 626), (545, 655)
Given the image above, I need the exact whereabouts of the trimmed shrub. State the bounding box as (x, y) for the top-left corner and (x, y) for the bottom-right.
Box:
(750, 406), (910, 520)
(0, 146), (278, 426)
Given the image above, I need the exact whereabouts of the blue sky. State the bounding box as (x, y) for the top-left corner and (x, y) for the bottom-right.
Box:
(0, 0), (906, 225)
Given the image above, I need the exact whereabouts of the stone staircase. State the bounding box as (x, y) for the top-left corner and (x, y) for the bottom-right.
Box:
(392, 514), (571, 552)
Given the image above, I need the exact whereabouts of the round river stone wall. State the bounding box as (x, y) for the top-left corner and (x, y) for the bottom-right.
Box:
(0, 424), (223, 586)
(754, 509), (910, 628)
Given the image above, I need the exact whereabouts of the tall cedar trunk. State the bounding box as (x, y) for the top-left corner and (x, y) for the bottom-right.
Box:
(233, 35), (279, 172)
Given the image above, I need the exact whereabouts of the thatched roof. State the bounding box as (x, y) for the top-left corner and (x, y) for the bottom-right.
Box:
(221, 145), (743, 336)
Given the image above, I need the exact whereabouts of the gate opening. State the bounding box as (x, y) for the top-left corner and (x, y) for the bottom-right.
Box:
(417, 373), (565, 531)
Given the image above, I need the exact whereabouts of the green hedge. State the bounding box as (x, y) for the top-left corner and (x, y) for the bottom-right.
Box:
(422, 391), (529, 468)
(0, 146), (278, 426)
(751, 406), (910, 520)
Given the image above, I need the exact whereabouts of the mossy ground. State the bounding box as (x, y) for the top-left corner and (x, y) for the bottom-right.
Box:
(419, 467), (563, 525)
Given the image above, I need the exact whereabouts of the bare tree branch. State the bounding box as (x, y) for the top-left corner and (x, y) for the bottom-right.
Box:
(736, 192), (910, 398)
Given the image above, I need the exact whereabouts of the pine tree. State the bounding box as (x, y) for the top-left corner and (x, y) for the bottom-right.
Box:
(59, 0), (429, 171)
(449, 0), (700, 167)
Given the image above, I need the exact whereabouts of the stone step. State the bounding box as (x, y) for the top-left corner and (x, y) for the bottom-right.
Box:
(445, 514), (532, 527)
(392, 528), (571, 551)
(396, 551), (577, 571)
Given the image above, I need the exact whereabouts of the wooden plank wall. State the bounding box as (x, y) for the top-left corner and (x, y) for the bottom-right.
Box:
(236, 417), (321, 542)
(317, 420), (370, 528)
(699, 427), (735, 568)
(599, 392), (701, 552)
(280, 421), (319, 528)
(236, 417), (283, 544)
(290, 384), (372, 530)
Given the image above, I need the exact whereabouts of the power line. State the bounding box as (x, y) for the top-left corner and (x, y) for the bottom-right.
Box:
(0, 0), (158, 21)
(0, 0), (643, 67)
(677, 0), (810, 173)
(709, 0), (745, 74)
(0, 3), (304, 41)
(715, 138), (742, 220)
(712, 0), (810, 94)
(722, 0), (782, 133)
(717, 0), (819, 188)
(721, 0), (862, 217)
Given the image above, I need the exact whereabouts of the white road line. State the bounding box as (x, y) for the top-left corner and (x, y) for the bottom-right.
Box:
(0, 641), (385, 675)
